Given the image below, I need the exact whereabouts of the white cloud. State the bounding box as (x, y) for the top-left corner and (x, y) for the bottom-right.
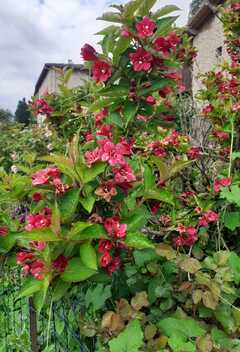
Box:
(0, 0), (191, 112)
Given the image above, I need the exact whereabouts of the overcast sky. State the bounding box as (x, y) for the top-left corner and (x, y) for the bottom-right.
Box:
(0, 0), (191, 113)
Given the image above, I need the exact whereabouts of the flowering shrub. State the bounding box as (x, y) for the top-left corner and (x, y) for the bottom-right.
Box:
(1, 1), (240, 351)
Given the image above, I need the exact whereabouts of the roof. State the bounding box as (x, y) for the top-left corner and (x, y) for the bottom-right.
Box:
(34, 63), (88, 95)
(187, 0), (225, 35)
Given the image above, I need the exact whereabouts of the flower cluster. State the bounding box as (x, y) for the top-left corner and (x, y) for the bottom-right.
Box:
(31, 98), (54, 117)
(198, 210), (219, 228)
(214, 177), (231, 193)
(32, 167), (67, 194)
(175, 225), (198, 247)
(0, 226), (8, 237)
(25, 207), (52, 232)
(16, 252), (47, 280)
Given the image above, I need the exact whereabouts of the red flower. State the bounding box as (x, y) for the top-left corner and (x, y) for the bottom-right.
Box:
(16, 251), (35, 265)
(214, 177), (231, 193)
(30, 260), (47, 280)
(177, 224), (186, 234)
(212, 130), (230, 140)
(129, 48), (153, 72)
(159, 86), (173, 98)
(231, 3), (240, 10)
(188, 146), (200, 160)
(202, 104), (214, 115)
(29, 241), (46, 251)
(121, 27), (132, 37)
(95, 107), (109, 128)
(32, 192), (43, 201)
(98, 240), (113, 253)
(167, 32), (181, 46)
(31, 99), (54, 117)
(148, 141), (167, 158)
(100, 251), (112, 268)
(104, 216), (127, 239)
(85, 148), (102, 166)
(97, 124), (113, 139)
(95, 181), (117, 202)
(81, 44), (97, 61)
(180, 191), (195, 200)
(0, 226), (8, 237)
(107, 256), (121, 274)
(150, 203), (161, 215)
(52, 255), (69, 273)
(32, 167), (60, 186)
(136, 16), (156, 38)
(92, 60), (112, 82)
(154, 33), (180, 56)
(84, 132), (94, 142)
(145, 95), (156, 105)
(112, 163), (136, 184)
(199, 210), (219, 227)
(25, 213), (51, 232)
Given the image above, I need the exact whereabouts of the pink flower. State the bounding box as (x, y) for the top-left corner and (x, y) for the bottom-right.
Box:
(129, 48), (153, 72)
(0, 226), (8, 237)
(97, 124), (113, 138)
(205, 210), (219, 223)
(136, 16), (156, 38)
(186, 227), (197, 236)
(104, 216), (127, 239)
(98, 240), (113, 253)
(154, 37), (171, 55)
(145, 95), (156, 105)
(92, 60), (112, 82)
(202, 104), (214, 115)
(188, 146), (200, 160)
(84, 132), (94, 142)
(231, 3), (240, 10)
(121, 27), (132, 37)
(16, 252), (35, 265)
(212, 130), (230, 140)
(25, 214), (51, 232)
(29, 241), (46, 251)
(85, 148), (101, 166)
(116, 137), (134, 156)
(95, 181), (117, 202)
(32, 192), (44, 201)
(180, 191), (195, 200)
(31, 99), (54, 117)
(98, 140), (125, 166)
(214, 177), (231, 193)
(95, 107), (109, 128)
(81, 44), (97, 61)
(30, 260), (47, 280)
(107, 256), (121, 274)
(159, 86), (173, 98)
(148, 141), (167, 158)
(112, 163), (136, 184)
(177, 224), (186, 234)
(32, 167), (60, 186)
(100, 251), (112, 268)
(52, 255), (69, 273)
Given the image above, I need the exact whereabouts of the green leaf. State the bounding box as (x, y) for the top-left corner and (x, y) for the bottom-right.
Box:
(151, 156), (169, 181)
(123, 205), (150, 232)
(144, 164), (155, 190)
(123, 101), (138, 127)
(220, 185), (240, 206)
(67, 222), (107, 240)
(211, 327), (237, 349)
(109, 320), (144, 352)
(228, 252), (240, 285)
(85, 284), (112, 311)
(52, 279), (71, 302)
(113, 37), (131, 66)
(158, 318), (205, 339)
(232, 152), (240, 160)
(80, 242), (98, 270)
(59, 188), (80, 223)
(224, 212), (240, 231)
(144, 187), (175, 205)
(17, 277), (43, 299)
(0, 234), (16, 253)
(138, 78), (173, 96)
(33, 276), (50, 313)
(168, 334), (196, 352)
(125, 232), (154, 249)
(51, 201), (61, 236)
(169, 160), (193, 178)
(153, 5), (180, 19)
(97, 12), (123, 23)
(79, 195), (96, 213)
(105, 111), (123, 128)
(155, 16), (179, 36)
(61, 258), (97, 282)
(77, 162), (106, 184)
(123, 0), (142, 17)
(96, 25), (120, 35)
(137, 0), (158, 16)
(16, 228), (61, 242)
(39, 154), (78, 181)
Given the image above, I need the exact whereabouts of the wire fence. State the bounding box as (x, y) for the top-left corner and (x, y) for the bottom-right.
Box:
(0, 259), (93, 352)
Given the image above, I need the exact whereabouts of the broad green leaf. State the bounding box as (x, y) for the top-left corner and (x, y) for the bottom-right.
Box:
(85, 284), (112, 311)
(77, 162), (106, 184)
(170, 160), (193, 178)
(0, 234), (16, 253)
(109, 320), (143, 352)
(59, 188), (80, 223)
(125, 232), (154, 249)
(220, 185), (240, 206)
(144, 187), (175, 205)
(153, 5), (180, 19)
(137, 0), (158, 16)
(33, 276), (50, 313)
(113, 37), (131, 65)
(79, 195), (96, 213)
(138, 78), (173, 96)
(105, 111), (123, 128)
(96, 25), (120, 35)
(232, 152), (240, 160)
(144, 164), (155, 190)
(80, 242), (98, 270)
(151, 156), (169, 181)
(123, 0), (142, 17)
(168, 334), (195, 352)
(67, 221), (94, 240)
(123, 101), (138, 127)
(97, 12), (122, 23)
(123, 205), (150, 232)
(179, 257), (202, 274)
(155, 16), (179, 36)
(224, 212), (240, 231)
(17, 277), (43, 299)
(16, 228), (61, 242)
(61, 258), (97, 282)
(158, 318), (205, 339)
(75, 224), (107, 241)
(52, 279), (71, 302)
(228, 252), (240, 284)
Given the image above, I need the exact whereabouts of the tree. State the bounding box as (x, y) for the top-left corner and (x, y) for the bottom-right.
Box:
(0, 107), (13, 122)
(15, 98), (31, 125)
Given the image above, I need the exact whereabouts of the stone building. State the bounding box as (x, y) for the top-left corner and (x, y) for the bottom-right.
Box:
(187, 0), (227, 98)
(34, 62), (88, 98)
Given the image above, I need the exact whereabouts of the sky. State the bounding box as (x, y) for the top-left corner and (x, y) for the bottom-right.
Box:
(0, 0), (191, 113)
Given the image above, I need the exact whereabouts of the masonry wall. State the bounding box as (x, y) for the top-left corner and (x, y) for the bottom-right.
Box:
(37, 69), (88, 98)
(192, 14), (228, 99)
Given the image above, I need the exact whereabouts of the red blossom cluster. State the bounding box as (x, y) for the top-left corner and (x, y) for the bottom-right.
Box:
(175, 224), (198, 247)
(16, 252), (47, 280)
(32, 167), (67, 194)
(31, 98), (54, 117)
(0, 226), (8, 237)
(214, 177), (231, 193)
(212, 130), (230, 141)
(25, 207), (52, 232)
(198, 210), (219, 228)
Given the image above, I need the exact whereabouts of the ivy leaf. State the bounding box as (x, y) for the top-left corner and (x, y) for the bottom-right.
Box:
(158, 318), (205, 339)
(59, 188), (80, 223)
(152, 5), (180, 19)
(80, 242), (98, 270)
(61, 258), (97, 282)
(125, 232), (154, 249)
(220, 185), (240, 207)
(109, 320), (143, 352)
